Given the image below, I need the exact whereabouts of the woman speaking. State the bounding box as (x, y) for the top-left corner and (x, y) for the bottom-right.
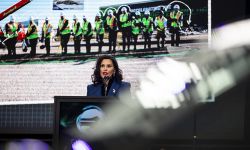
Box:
(87, 55), (131, 96)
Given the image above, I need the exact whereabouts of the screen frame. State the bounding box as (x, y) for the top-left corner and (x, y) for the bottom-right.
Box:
(53, 96), (117, 150)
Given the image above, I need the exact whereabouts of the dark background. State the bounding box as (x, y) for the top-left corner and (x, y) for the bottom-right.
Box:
(212, 0), (247, 28)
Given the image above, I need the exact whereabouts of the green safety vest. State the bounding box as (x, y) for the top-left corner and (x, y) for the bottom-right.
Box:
(95, 20), (104, 35)
(170, 11), (183, 28)
(132, 18), (141, 35)
(73, 22), (82, 36)
(142, 17), (153, 33)
(58, 19), (71, 35)
(106, 16), (116, 29)
(82, 21), (93, 36)
(27, 24), (38, 40)
(42, 23), (52, 38)
(6, 23), (18, 38)
(120, 13), (131, 28)
(156, 17), (165, 31)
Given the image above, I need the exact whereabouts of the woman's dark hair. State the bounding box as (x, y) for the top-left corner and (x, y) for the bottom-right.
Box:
(91, 55), (123, 84)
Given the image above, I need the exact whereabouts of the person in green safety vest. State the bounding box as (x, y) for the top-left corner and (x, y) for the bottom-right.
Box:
(41, 17), (53, 55)
(95, 12), (104, 53)
(131, 11), (142, 50)
(155, 10), (167, 49)
(169, 4), (183, 47)
(142, 10), (154, 49)
(72, 15), (82, 54)
(57, 12), (71, 55)
(26, 16), (39, 57)
(119, 7), (132, 51)
(105, 9), (118, 52)
(82, 15), (93, 54)
(4, 15), (20, 56)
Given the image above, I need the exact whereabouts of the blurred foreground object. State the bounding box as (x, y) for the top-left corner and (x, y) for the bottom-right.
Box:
(69, 19), (250, 150)
(4, 139), (51, 150)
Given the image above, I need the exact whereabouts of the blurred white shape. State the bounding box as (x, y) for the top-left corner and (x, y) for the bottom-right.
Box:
(196, 80), (211, 101)
(72, 140), (92, 150)
(177, 93), (185, 102)
(5, 139), (50, 150)
(189, 62), (203, 81)
(157, 59), (191, 94)
(136, 58), (193, 109)
(207, 68), (235, 96)
(5, 142), (19, 150)
(212, 19), (250, 50)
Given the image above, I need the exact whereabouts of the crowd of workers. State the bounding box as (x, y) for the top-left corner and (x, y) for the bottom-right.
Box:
(0, 4), (183, 57)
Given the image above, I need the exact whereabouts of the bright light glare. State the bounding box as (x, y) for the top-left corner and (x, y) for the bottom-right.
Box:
(189, 62), (203, 81)
(72, 140), (92, 150)
(136, 59), (193, 109)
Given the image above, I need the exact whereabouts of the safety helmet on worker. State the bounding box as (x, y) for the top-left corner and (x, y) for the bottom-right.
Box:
(108, 10), (113, 16)
(121, 7), (127, 12)
(173, 4), (180, 10)
(135, 11), (141, 16)
(96, 12), (101, 17)
(73, 15), (77, 20)
(10, 15), (15, 22)
(144, 10), (150, 15)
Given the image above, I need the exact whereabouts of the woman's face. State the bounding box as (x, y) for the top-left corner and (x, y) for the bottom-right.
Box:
(100, 59), (115, 78)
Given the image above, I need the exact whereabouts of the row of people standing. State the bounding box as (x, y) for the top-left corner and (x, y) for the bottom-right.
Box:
(2, 16), (47, 56)
(58, 5), (183, 54)
(1, 4), (183, 57)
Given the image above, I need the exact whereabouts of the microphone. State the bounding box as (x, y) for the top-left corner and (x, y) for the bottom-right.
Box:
(103, 76), (111, 96)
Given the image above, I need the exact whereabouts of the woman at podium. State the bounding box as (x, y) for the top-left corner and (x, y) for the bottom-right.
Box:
(87, 55), (130, 96)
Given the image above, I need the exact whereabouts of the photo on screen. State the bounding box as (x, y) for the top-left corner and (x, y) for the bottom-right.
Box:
(0, 0), (210, 104)
(53, 0), (84, 10)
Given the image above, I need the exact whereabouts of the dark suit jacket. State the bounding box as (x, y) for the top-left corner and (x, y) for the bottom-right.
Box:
(87, 80), (131, 96)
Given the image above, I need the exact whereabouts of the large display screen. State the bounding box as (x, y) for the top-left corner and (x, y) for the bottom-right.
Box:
(0, 0), (209, 104)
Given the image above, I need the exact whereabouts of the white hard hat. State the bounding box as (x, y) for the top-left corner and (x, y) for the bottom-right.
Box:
(73, 15), (77, 20)
(60, 12), (64, 17)
(173, 4), (180, 10)
(96, 12), (101, 17)
(108, 10), (113, 15)
(121, 7), (127, 12)
(83, 15), (86, 19)
(135, 11), (141, 16)
(29, 16), (34, 22)
(144, 10), (150, 15)
(10, 15), (15, 22)
(45, 16), (49, 21)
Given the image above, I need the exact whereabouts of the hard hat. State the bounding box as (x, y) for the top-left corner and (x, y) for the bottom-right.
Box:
(144, 10), (150, 15)
(121, 7), (127, 12)
(60, 12), (64, 17)
(135, 11), (141, 16)
(173, 4), (180, 10)
(96, 12), (101, 17)
(83, 15), (86, 19)
(73, 15), (77, 20)
(29, 16), (34, 22)
(108, 10), (113, 15)
(45, 16), (49, 21)
(10, 15), (15, 22)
